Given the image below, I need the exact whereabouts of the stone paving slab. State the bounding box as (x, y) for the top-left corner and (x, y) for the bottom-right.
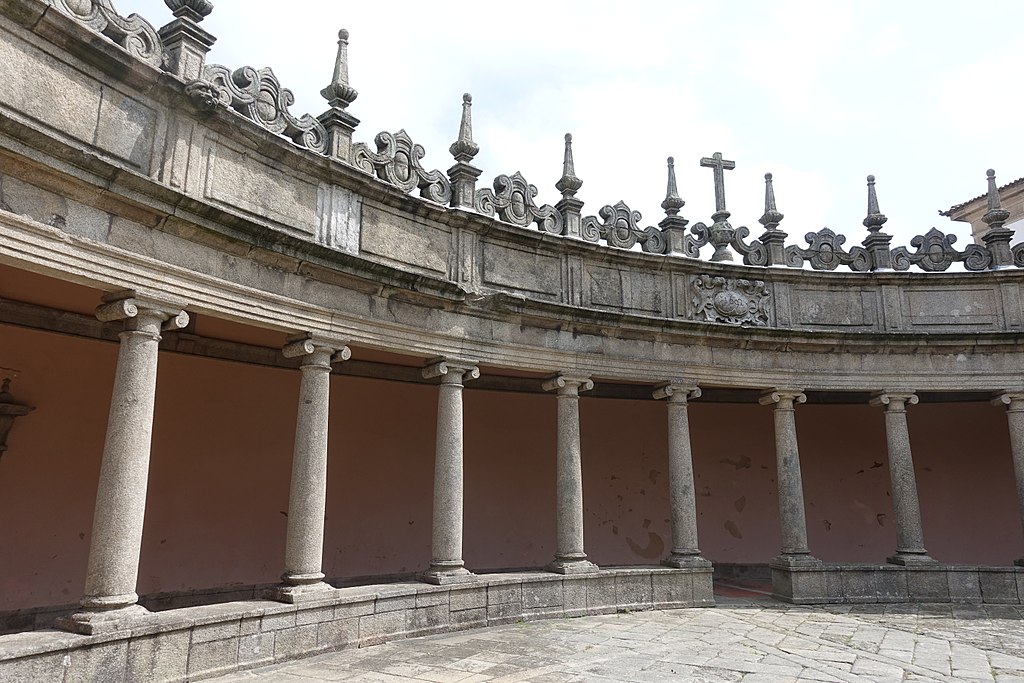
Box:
(206, 596), (1024, 682)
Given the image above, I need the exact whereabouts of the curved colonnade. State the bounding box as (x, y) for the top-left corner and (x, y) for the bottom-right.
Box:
(1, 1), (1023, 680)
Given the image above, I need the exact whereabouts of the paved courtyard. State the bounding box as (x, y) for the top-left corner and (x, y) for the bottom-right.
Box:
(208, 595), (1024, 682)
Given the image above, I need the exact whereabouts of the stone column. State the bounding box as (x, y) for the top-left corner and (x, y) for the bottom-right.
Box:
(871, 391), (934, 565)
(271, 334), (350, 602)
(653, 381), (710, 568)
(59, 293), (188, 634)
(420, 359), (480, 584)
(542, 374), (598, 574)
(993, 391), (1024, 566)
(759, 389), (819, 566)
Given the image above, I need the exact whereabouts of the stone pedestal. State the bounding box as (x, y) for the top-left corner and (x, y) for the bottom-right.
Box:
(994, 392), (1024, 567)
(543, 375), (599, 574)
(653, 381), (710, 569)
(420, 360), (480, 585)
(270, 335), (349, 603)
(871, 392), (934, 565)
(59, 294), (188, 634)
(759, 389), (818, 566)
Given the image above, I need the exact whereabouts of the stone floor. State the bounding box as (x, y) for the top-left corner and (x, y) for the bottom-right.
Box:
(206, 593), (1024, 682)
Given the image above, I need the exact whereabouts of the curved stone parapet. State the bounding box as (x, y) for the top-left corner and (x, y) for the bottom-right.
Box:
(3, 2), (1024, 681)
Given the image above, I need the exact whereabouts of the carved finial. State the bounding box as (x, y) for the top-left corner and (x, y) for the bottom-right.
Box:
(320, 29), (358, 109)
(983, 168), (1010, 229)
(449, 93), (480, 162)
(758, 172), (784, 230)
(555, 133), (583, 198)
(165, 0), (213, 21)
(862, 174), (888, 233)
(660, 156), (685, 216)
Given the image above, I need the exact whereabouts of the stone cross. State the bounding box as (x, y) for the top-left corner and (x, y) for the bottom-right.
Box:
(700, 152), (736, 214)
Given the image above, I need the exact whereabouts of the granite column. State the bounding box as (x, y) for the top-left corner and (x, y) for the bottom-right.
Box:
(654, 381), (710, 568)
(60, 293), (188, 634)
(871, 391), (933, 565)
(421, 359), (479, 584)
(272, 335), (349, 602)
(994, 391), (1024, 566)
(759, 389), (818, 566)
(543, 374), (598, 574)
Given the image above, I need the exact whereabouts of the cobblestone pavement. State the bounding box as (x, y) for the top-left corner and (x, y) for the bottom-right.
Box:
(208, 596), (1024, 682)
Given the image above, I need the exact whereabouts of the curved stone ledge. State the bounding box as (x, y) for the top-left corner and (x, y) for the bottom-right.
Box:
(771, 563), (1024, 606)
(0, 567), (712, 682)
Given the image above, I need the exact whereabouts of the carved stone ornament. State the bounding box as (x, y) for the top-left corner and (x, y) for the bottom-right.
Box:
(352, 130), (451, 204)
(890, 228), (992, 272)
(1012, 243), (1024, 269)
(692, 275), (770, 326)
(729, 225), (769, 267)
(474, 172), (562, 235)
(47, 0), (164, 68)
(188, 64), (328, 155)
(0, 378), (35, 461)
(582, 201), (665, 253)
(785, 228), (870, 271)
(164, 0), (213, 20)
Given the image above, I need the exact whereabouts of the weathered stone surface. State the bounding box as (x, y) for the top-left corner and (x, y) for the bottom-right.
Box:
(358, 611), (406, 646)
(980, 570), (1019, 604)
(614, 573), (653, 607)
(186, 637), (238, 679)
(272, 623), (318, 660)
(315, 617), (358, 649)
(522, 580), (562, 610)
(204, 142), (319, 231)
(0, 651), (68, 683)
(237, 632), (275, 667)
(907, 568), (950, 602)
(948, 569), (982, 603)
(652, 572), (693, 606)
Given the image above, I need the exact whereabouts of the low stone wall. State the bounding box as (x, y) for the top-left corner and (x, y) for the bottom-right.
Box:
(772, 563), (1024, 605)
(0, 567), (712, 682)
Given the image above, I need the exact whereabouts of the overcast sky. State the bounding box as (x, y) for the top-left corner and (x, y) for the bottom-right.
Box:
(135, 0), (1024, 248)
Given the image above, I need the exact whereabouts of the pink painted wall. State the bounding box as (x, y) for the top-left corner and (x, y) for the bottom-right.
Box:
(1, 321), (1021, 613)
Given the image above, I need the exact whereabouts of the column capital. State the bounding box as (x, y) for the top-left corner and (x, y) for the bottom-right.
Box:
(542, 374), (594, 395)
(422, 358), (480, 383)
(758, 388), (806, 407)
(282, 333), (351, 362)
(993, 390), (1024, 409)
(653, 380), (701, 402)
(96, 291), (189, 330)
(870, 391), (919, 410)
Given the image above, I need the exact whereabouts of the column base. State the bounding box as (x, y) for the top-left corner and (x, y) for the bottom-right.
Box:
(546, 558), (599, 575)
(266, 580), (335, 603)
(887, 552), (937, 566)
(770, 553), (822, 569)
(56, 603), (151, 635)
(662, 553), (712, 569)
(419, 566), (477, 585)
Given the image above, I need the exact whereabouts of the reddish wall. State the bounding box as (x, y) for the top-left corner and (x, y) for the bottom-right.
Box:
(1, 322), (1021, 612)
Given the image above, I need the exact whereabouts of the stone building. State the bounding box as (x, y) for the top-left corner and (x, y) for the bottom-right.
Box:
(943, 175), (1024, 245)
(1, 1), (1024, 680)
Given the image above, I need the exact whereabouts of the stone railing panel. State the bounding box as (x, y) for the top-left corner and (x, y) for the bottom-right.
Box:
(0, 21), (160, 172)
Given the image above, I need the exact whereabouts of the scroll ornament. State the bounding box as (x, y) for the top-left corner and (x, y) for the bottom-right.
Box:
(582, 201), (666, 253)
(475, 172), (562, 235)
(187, 64), (328, 155)
(47, 0), (164, 68)
(890, 228), (992, 272)
(352, 130), (452, 205)
(785, 228), (870, 271)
